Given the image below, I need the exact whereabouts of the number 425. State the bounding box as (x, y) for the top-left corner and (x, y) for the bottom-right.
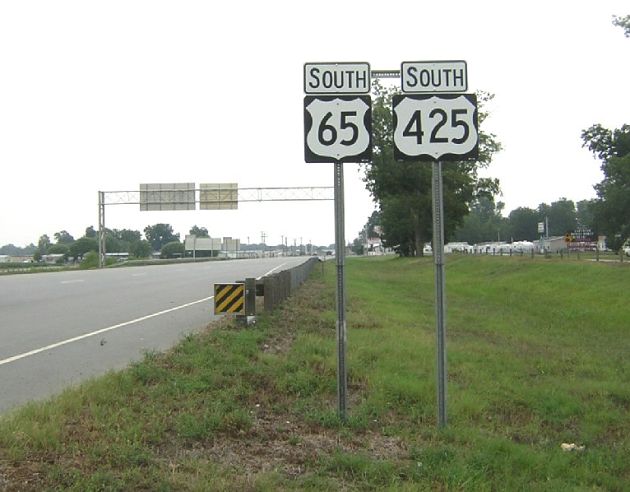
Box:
(403, 108), (470, 145)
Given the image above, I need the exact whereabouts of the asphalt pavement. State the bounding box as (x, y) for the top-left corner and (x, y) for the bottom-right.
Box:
(0, 257), (308, 414)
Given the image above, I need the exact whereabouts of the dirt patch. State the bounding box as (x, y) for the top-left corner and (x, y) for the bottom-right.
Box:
(0, 458), (47, 492)
(160, 410), (408, 479)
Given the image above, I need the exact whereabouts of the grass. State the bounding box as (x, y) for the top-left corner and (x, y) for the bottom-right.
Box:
(1, 255), (629, 490)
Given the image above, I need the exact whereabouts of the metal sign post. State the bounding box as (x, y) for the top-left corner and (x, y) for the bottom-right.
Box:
(432, 161), (447, 427)
(334, 160), (348, 420)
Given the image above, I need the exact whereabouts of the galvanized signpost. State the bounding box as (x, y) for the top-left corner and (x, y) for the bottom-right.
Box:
(304, 62), (372, 421)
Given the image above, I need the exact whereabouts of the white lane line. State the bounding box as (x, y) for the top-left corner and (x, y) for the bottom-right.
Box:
(131, 273), (147, 277)
(0, 295), (214, 367)
(257, 262), (288, 280)
(60, 279), (85, 284)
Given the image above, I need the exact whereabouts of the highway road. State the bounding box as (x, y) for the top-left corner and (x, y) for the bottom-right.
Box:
(0, 257), (309, 414)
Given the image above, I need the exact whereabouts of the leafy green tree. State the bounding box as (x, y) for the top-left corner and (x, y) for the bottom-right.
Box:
(576, 199), (598, 232)
(582, 124), (630, 251)
(189, 225), (209, 237)
(350, 237), (364, 255)
(144, 224), (179, 251)
(105, 234), (122, 253)
(613, 14), (630, 37)
(80, 251), (100, 269)
(365, 211), (381, 237)
(105, 229), (142, 253)
(47, 243), (70, 256)
(508, 207), (539, 241)
(113, 229), (142, 243)
(362, 82), (501, 256)
(454, 196), (508, 243)
(130, 240), (152, 259)
(54, 230), (75, 244)
(378, 194), (419, 255)
(69, 237), (98, 260)
(0, 243), (36, 256)
(85, 226), (97, 238)
(160, 241), (185, 259)
(537, 198), (577, 236)
(37, 234), (51, 254)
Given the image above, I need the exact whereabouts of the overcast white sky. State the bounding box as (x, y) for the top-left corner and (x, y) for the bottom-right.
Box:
(1, 1), (628, 248)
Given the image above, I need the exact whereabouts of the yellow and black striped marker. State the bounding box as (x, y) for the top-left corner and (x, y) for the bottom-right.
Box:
(214, 283), (245, 315)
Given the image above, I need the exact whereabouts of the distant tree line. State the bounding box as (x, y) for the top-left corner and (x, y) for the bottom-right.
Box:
(1, 224), (216, 263)
(353, 196), (598, 254)
(452, 197), (598, 244)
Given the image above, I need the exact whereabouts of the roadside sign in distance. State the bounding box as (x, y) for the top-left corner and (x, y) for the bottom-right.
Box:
(304, 95), (372, 163)
(393, 94), (478, 162)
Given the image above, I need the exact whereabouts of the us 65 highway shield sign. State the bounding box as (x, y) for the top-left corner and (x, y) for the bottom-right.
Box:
(304, 95), (372, 163)
(393, 93), (478, 162)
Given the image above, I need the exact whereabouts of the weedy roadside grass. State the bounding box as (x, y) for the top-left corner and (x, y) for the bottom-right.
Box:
(0, 255), (629, 490)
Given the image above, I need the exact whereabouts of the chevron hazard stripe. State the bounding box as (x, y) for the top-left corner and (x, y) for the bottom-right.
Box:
(214, 283), (245, 315)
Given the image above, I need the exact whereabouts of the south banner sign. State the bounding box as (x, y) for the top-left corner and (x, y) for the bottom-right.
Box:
(393, 93), (478, 162)
(304, 95), (372, 163)
(304, 62), (371, 94)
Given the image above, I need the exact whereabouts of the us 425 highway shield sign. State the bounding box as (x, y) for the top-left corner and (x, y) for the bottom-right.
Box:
(393, 93), (478, 162)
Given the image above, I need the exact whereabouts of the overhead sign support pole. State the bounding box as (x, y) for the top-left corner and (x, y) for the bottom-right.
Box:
(98, 191), (106, 269)
(334, 160), (348, 421)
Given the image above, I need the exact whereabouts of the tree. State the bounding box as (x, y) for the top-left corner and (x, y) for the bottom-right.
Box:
(362, 82), (501, 256)
(576, 199), (598, 231)
(113, 229), (142, 243)
(508, 207), (539, 241)
(37, 234), (51, 254)
(160, 241), (185, 259)
(365, 210), (381, 238)
(613, 14), (630, 37)
(0, 243), (36, 256)
(582, 124), (630, 250)
(69, 237), (98, 260)
(47, 243), (69, 255)
(106, 229), (142, 253)
(129, 240), (152, 259)
(144, 224), (180, 251)
(350, 237), (364, 255)
(189, 225), (209, 237)
(379, 194), (420, 255)
(581, 18), (629, 249)
(454, 196), (508, 243)
(54, 230), (75, 244)
(85, 226), (97, 238)
(538, 198), (577, 236)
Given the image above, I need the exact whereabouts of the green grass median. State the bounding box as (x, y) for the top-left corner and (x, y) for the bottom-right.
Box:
(1, 255), (629, 490)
